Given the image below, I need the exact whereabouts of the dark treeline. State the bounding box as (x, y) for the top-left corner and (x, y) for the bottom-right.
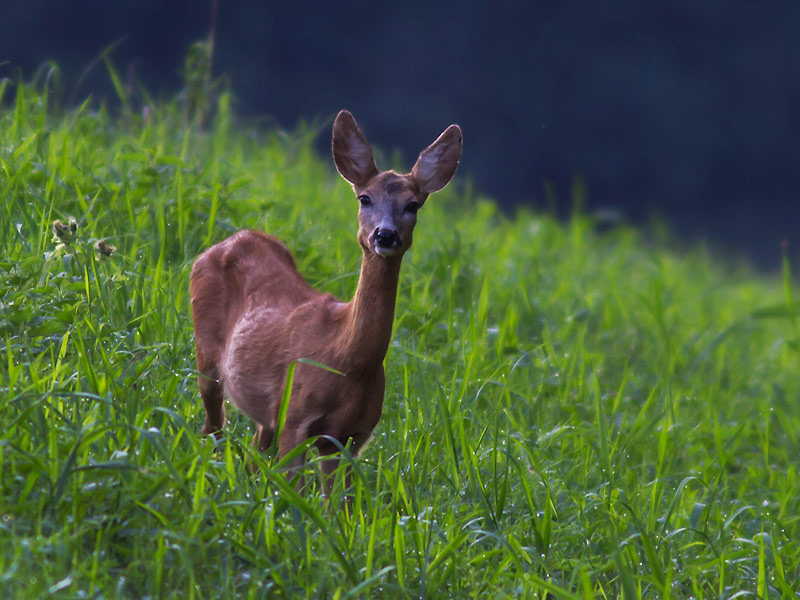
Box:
(2, 0), (798, 268)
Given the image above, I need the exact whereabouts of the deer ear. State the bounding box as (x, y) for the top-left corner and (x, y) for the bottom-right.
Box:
(332, 110), (379, 187)
(410, 124), (462, 194)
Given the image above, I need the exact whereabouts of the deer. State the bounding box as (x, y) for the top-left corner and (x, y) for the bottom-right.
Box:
(189, 110), (462, 492)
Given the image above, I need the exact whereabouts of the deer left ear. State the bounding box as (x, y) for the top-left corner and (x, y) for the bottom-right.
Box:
(410, 124), (462, 194)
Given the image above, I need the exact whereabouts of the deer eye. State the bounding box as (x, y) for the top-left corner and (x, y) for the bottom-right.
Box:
(358, 195), (372, 207)
(405, 201), (421, 214)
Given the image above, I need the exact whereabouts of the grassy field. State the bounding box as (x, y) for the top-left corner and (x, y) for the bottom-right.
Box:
(1, 74), (799, 599)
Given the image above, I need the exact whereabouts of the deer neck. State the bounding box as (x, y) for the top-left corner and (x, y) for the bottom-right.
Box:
(340, 251), (402, 373)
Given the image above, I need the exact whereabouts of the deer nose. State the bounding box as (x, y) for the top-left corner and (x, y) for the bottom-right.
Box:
(373, 227), (400, 249)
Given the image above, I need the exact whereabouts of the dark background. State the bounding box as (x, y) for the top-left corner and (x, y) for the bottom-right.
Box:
(2, 1), (798, 268)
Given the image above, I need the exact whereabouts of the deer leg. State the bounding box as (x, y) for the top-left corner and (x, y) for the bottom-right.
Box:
(253, 423), (274, 451)
(319, 454), (348, 497)
(317, 433), (366, 497)
(278, 417), (314, 491)
(191, 252), (231, 437)
(198, 373), (225, 435)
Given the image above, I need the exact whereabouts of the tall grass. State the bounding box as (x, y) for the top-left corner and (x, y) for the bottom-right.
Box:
(1, 74), (799, 598)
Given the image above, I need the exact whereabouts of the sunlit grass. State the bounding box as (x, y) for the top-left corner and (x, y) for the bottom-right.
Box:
(1, 75), (799, 598)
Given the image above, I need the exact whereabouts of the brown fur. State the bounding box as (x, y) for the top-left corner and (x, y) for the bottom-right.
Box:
(190, 110), (462, 491)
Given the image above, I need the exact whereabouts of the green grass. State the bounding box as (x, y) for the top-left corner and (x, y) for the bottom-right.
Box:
(1, 75), (799, 599)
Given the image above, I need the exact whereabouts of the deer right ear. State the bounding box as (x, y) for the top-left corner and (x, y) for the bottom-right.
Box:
(332, 111), (379, 187)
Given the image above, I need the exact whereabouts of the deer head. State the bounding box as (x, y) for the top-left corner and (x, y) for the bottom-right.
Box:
(332, 110), (462, 258)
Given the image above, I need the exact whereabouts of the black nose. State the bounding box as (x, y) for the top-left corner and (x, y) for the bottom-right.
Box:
(374, 228), (399, 248)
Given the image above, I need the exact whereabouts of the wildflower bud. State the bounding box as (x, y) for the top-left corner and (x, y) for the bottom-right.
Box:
(95, 239), (117, 257)
(53, 220), (71, 239)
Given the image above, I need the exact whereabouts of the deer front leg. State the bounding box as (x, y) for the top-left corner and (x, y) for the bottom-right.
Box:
(316, 432), (370, 497)
(253, 423), (274, 451)
(278, 416), (310, 490)
(319, 453), (349, 497)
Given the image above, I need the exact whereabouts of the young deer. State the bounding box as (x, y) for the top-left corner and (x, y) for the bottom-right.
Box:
(190, 110), (462, 489)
